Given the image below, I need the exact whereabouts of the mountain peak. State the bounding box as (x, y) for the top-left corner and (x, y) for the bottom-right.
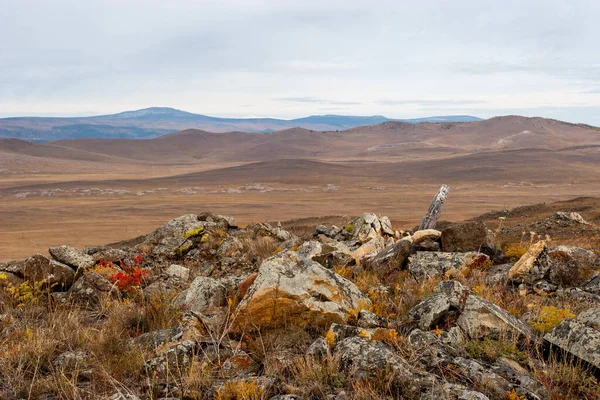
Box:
(105, 107), (194, 119)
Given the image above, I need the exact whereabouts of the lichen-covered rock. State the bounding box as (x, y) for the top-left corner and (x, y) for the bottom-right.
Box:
(544, 306), (600, 368)
(357, 309), (383, 328)
(297, 241), (323, 259)
(172, 276), (227, 314)
(440, 221), (494, 253)
(53, 351), (88, 368)
(22, 254), (75, 290)
(142, 214), (209, 256)
(312, 240), (355, 268)
(234, 250), (370, 330)
(508, 241), (549, 284)
(165, 264), (190, 281)
(351, 236), (385, 264)
(547, 245), (598, 286)
(144, 340), (198, 377)
(457, 295), (534, 341)
(368, 237), (412, 270)
(131, 326), (183, 351)
(408, 252), (489, 280)
(90, 248), (130, 263)
(68, 272), (116, 308)
(406, 280), (470, 330)
(49, 245), (95, 270)
(379, 216), (395, 236)
(554, 211), (590, 225)
(306, 337), (330, 359)
(483, 263), (513, 285)
(334, 337), (438, 395)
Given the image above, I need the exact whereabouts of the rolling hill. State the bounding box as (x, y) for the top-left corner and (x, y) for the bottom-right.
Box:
(0, 107), (482, 141)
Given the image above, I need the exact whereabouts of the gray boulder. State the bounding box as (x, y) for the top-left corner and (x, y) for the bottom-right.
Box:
(234, 250), (370, 330)
(172, 276), (227, 314)
(68, 272), (116, 308)
(334, 337), (439, 395)
(142, 214), (209, 256)
(548, 245), (598, 286)
(22, 254), (75, 290)
(457, 295), (534, 341)
(368, 237), (412, 270)
(144, 340), (198, 378)
(49, 245), (95, 270)
(306, 337), (330, 359)
(440, 221), (494, 253)
(406, 280), (469, 331)
(408, 251), (489, 280)
(544, 306), (600, 368)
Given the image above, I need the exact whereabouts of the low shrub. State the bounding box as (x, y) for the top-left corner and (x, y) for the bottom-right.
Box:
(531, 306), (575, 333)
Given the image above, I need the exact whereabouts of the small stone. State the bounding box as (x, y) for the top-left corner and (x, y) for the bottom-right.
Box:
(357, 309), (383, 328)
(306, 337), (330, 359)
(165, 264), (190, 281)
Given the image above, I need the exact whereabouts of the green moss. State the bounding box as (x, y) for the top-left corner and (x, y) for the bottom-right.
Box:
(464, 339), (528, 364)
(200, 233), (210, 243)
(183, 226), (204, 239)
(344, 224), (356, 234)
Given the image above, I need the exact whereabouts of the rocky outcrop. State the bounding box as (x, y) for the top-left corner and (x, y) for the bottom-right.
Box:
(544, 306), (600, 368)
(234, 250), (370, 330)
(509, 242), (598, 288)
(408, 251), (489, 280)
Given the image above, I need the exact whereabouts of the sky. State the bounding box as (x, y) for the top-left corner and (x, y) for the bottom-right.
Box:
(1, 0), (600, 125)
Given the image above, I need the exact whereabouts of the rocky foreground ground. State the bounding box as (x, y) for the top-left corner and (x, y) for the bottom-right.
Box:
(1, 207), (600, 399)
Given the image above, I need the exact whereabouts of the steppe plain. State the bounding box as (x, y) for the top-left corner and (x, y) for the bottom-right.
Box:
(2, 115), (600, 261)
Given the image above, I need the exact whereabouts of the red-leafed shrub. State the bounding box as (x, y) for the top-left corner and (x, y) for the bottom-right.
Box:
(105, 254), (149, 293)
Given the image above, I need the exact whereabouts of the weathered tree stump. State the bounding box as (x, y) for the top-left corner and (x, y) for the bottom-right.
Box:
(418, 185), (450, 231)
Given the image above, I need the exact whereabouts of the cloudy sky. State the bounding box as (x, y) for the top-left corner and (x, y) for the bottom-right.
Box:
(2, 0), (600, 124)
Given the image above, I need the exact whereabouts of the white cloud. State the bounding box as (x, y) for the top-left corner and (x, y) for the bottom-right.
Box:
(0, 0), (599, 125)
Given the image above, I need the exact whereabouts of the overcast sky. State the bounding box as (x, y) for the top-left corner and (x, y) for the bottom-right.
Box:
(1, 0), (600, 124)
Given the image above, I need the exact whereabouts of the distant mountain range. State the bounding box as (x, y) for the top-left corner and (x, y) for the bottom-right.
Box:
(0, 107), (483, 141)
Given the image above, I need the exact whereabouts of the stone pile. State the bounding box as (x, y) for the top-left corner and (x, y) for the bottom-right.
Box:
(2, 209), (600, 399)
